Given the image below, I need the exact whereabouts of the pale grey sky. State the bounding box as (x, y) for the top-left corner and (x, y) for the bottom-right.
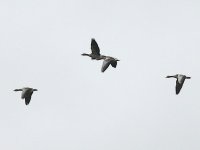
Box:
(0, 0), (200, 149)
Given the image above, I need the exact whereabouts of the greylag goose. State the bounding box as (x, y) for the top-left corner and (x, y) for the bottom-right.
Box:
(166, 74), (191, 94)
(101, 56), (119, 72)
(14, 87), (38, 105)
(82, 38), (106, 60)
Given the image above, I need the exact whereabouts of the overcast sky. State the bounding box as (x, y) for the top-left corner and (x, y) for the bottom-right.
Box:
(0, 0), (200, 149)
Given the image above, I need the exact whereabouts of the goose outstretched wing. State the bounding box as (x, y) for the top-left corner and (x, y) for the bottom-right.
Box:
(25, 93), (33, 105)
(175, 79), (185, 94)
(111, 61), (117, 68)
(101, 59), (111, 72)
(91, 39), (100, 56)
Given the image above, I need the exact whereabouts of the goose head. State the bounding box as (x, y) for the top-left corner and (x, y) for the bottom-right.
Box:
(166, 75), (178, 78)
(81, 53), (90, 56)
(14, 89), (22, 91)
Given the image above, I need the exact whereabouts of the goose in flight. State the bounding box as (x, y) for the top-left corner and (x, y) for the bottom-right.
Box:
(166, 74), (191, 94)
(82, 38), (106, 60)
(82, 38), (120, 72)
(14, 87), (38, 105)
(101, 56), (119, 72)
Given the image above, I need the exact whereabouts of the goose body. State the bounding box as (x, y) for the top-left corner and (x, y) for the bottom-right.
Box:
(166, 74), (191, 94)
(14, 87), (37, 105)
(82, 38), (120, 72)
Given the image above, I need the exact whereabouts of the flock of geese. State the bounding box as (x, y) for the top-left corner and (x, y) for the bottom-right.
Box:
(13, 38), (191, 105)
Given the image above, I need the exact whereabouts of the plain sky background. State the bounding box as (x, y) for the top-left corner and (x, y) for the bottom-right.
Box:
(0, 0), (200, 149)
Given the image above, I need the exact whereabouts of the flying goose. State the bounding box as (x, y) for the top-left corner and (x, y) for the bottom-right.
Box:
(82, 38), (120, 72)
(81, 38), (106, 60)
(166, 74), (191, 94)
(101, 56), (120, 72)
(14, 87), (38, 105)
